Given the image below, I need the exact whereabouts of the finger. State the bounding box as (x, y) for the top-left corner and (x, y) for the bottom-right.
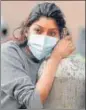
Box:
(68, 42), (74, 46)
(68, 41), (73, 44)
(64, 36), (72, 40)
(72, 46), (76, 50)
(68, 43), (75, 49)
(69, 46), (76, 51)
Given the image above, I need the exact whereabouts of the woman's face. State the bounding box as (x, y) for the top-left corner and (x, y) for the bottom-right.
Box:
(28, 16), (60, 39)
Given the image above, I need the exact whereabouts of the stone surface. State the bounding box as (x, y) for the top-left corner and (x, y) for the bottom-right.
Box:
(38, 54), (85, 109)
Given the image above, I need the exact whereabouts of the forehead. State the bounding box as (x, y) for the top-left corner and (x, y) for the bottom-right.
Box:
(31, 16), (58, 29)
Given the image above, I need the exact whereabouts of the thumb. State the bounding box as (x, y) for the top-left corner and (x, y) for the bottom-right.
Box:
(64, 36), (72, 40)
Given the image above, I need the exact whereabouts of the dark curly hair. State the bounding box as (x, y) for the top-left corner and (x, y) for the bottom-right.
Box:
(13, 2), (67, 46)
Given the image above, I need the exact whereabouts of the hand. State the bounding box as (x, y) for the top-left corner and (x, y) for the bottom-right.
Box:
(51, 35), (76, 60)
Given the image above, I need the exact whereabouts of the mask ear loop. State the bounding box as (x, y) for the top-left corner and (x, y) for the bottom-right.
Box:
(13, 24), (28, 38)
(12, 26), (28, 47)
(13, 26), (22, 39)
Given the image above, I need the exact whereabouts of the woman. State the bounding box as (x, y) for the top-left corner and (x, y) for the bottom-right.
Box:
(1, 2), (75, 109)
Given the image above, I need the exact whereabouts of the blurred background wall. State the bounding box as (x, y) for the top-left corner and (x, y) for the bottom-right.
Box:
(1, 1), (85, 56)
(1, 1), (85, 40)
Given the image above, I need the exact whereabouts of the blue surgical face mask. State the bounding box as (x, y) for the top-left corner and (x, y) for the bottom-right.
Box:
(27, 34), (59, 60)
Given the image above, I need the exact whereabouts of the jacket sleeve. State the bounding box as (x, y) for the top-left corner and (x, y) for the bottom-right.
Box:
(1, 43), (43, 109)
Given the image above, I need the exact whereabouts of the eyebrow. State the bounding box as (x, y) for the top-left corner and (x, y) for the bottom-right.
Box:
(34, 24), (58, 31)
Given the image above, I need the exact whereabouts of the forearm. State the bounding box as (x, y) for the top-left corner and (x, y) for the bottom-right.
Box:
(36, 55), (62, 103)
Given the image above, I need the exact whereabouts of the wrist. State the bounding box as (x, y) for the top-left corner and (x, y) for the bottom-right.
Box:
(50, 52), (62, 61)
(49, 53), (62, 64)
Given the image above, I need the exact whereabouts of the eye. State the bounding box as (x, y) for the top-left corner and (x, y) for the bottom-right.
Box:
(48, 31), (57, 37)
(34, 28), (41, 34)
